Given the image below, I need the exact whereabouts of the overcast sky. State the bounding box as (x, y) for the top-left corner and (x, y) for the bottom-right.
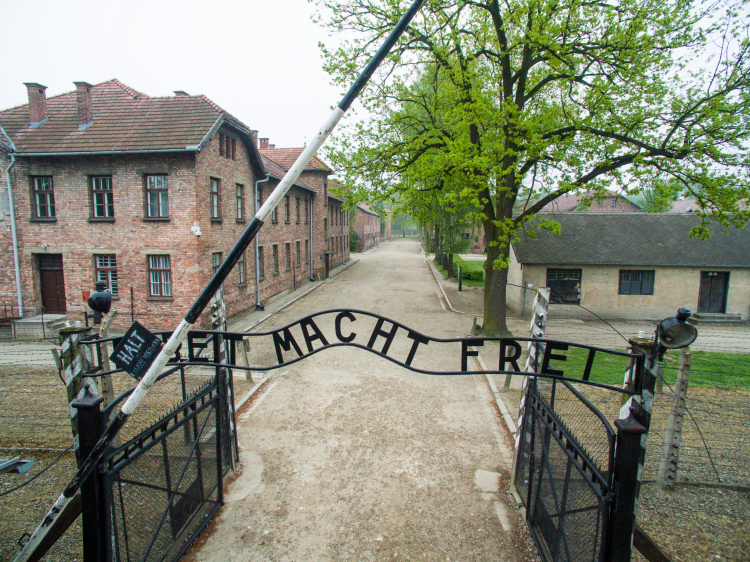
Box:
(1, 0), (347, 149)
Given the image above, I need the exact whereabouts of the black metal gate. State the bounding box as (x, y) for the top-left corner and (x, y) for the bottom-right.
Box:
(81, 331), (238, 562)
(70, 310), (651, 562)
(515, 377), (616, 562)
(101, 377), (224, 562)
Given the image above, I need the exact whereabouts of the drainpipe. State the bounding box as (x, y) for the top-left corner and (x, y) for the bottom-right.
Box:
(310, 194), (315, 281)
(341, 206), (345, 265)
(5, 154), (23, 316)
(254, 175), (270, 308)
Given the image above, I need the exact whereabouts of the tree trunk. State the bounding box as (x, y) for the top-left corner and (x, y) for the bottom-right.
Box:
(481, 234), (511, 336)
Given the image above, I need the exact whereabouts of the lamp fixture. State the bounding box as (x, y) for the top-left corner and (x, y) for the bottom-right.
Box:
(656, 308), (698, 350)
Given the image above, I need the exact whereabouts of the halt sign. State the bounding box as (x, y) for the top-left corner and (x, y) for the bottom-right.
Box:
(110, 321), (163, 380)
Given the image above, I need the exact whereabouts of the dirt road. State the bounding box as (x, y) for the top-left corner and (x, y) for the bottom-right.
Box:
(188, 239), (535, 562)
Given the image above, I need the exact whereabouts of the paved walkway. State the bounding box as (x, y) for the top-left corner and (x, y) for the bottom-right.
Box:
(187, 239), (532, 562)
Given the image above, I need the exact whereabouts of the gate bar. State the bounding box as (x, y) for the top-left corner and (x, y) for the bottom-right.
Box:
(13, 3), (426, 560)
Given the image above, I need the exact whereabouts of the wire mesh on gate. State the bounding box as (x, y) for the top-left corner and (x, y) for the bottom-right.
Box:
(103, 385), (222, 562)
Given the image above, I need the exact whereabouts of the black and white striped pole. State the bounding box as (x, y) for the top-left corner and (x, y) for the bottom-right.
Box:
(14, 2), (425, 560)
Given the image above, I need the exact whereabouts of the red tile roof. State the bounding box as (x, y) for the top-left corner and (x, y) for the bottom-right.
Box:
(260, 154), (316, 194)
(259, 147), (332, 172)
(0, 79), (263, 177)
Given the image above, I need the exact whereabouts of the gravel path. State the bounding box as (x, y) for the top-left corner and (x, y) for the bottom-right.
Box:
(187, 239), (536, 562)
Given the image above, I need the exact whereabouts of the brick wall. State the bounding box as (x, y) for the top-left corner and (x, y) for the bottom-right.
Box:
(0, 152), (18, 307)
(354, 206), (380, 251)
(7, 152), (201, 331)
(195, 126), (259, 326)
(254, 177), (316, 304)
(2, 130), (354, 332)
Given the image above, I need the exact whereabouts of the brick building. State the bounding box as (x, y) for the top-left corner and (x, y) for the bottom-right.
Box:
(259, 141), (350, 278)
(0, 80), (349, 333)
(353, 203), (381, 251)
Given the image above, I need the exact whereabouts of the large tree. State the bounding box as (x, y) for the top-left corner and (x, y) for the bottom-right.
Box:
(314, 0), (750, 334)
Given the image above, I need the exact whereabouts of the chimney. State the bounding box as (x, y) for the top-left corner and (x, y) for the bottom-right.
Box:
(73, 81), (94, 129)
(174, 90), (189, 97)
(259, 138), (269, 150)
(269, 144), (275, 150)
(24, 82), (48, 127)
(250, 130), (258, 147)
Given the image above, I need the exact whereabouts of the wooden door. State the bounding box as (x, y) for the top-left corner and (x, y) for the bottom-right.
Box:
(698, 271), (728, 313)
(38, 254), (67, 313)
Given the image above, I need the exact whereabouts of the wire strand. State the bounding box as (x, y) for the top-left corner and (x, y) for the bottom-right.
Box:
(0, 445), (74, 497)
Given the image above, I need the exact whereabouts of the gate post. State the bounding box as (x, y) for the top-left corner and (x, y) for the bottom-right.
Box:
(71, 387), (106, 562)
(59, 326), (97, 464)
(608, 409), (647, 562)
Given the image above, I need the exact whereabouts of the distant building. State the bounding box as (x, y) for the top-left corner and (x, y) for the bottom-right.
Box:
(540, 190), (641, 213)
(259, 141), (349, 277)
(507, 213), (750, 321)
(353, 204), (380, 251)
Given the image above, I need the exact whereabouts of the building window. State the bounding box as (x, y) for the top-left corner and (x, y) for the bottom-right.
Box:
(305, 239), (309, 264)
(91, 176), (114, 218)
(236, 184), (245, 221)
(546, 268), (582, 305)
(258, 247), (265, 280)
(32, 176), (55, 218)
(272, 245), (279, 274)
(238, 251), (246, 285)
(285, 196), (290, 223)
(295, 197), (300, 224)
(285, 242), (291, 270)
(619, 270), (654, 295)
(304, 198), (309, 224)
(146, 175), (168, 218)
(231, 138), (236, 160)
(148, 255), (172, 297)
(95, 255), (118, 295)
(210, 179), (220, 220)
(296, 241), (301, 267)
(257, 188), (263, 213)
(212, 252), (222, 276)
(272, 205), (278, 223)
(219, 133), (225, 157)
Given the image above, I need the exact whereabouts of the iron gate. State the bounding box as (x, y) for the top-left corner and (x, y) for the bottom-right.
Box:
(71, 310), (650, 562)
(101, 374), (225, 562)
(76, 330), (238, 562)
(514, 377), (616, 562)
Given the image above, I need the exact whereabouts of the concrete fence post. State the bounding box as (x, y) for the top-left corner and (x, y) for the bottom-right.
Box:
(59, 326), (97, 464)
(509, 288), (549, 487)
(657, 347), (691, 489)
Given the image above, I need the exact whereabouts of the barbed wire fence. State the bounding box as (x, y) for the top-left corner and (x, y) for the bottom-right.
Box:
(530, 303), (750, 562)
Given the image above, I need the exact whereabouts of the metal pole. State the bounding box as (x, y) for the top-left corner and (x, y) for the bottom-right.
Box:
(14, 3), (427, 559)
(607, 409), (648, 562)
(71, 389), (105, 562)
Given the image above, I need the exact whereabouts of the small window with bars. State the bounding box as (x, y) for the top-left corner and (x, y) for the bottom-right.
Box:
(95, 255), (118, 295)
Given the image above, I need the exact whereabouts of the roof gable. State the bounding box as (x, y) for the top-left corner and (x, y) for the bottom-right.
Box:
(513, 213), (750, 267)
(260, 147), (332, 172)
